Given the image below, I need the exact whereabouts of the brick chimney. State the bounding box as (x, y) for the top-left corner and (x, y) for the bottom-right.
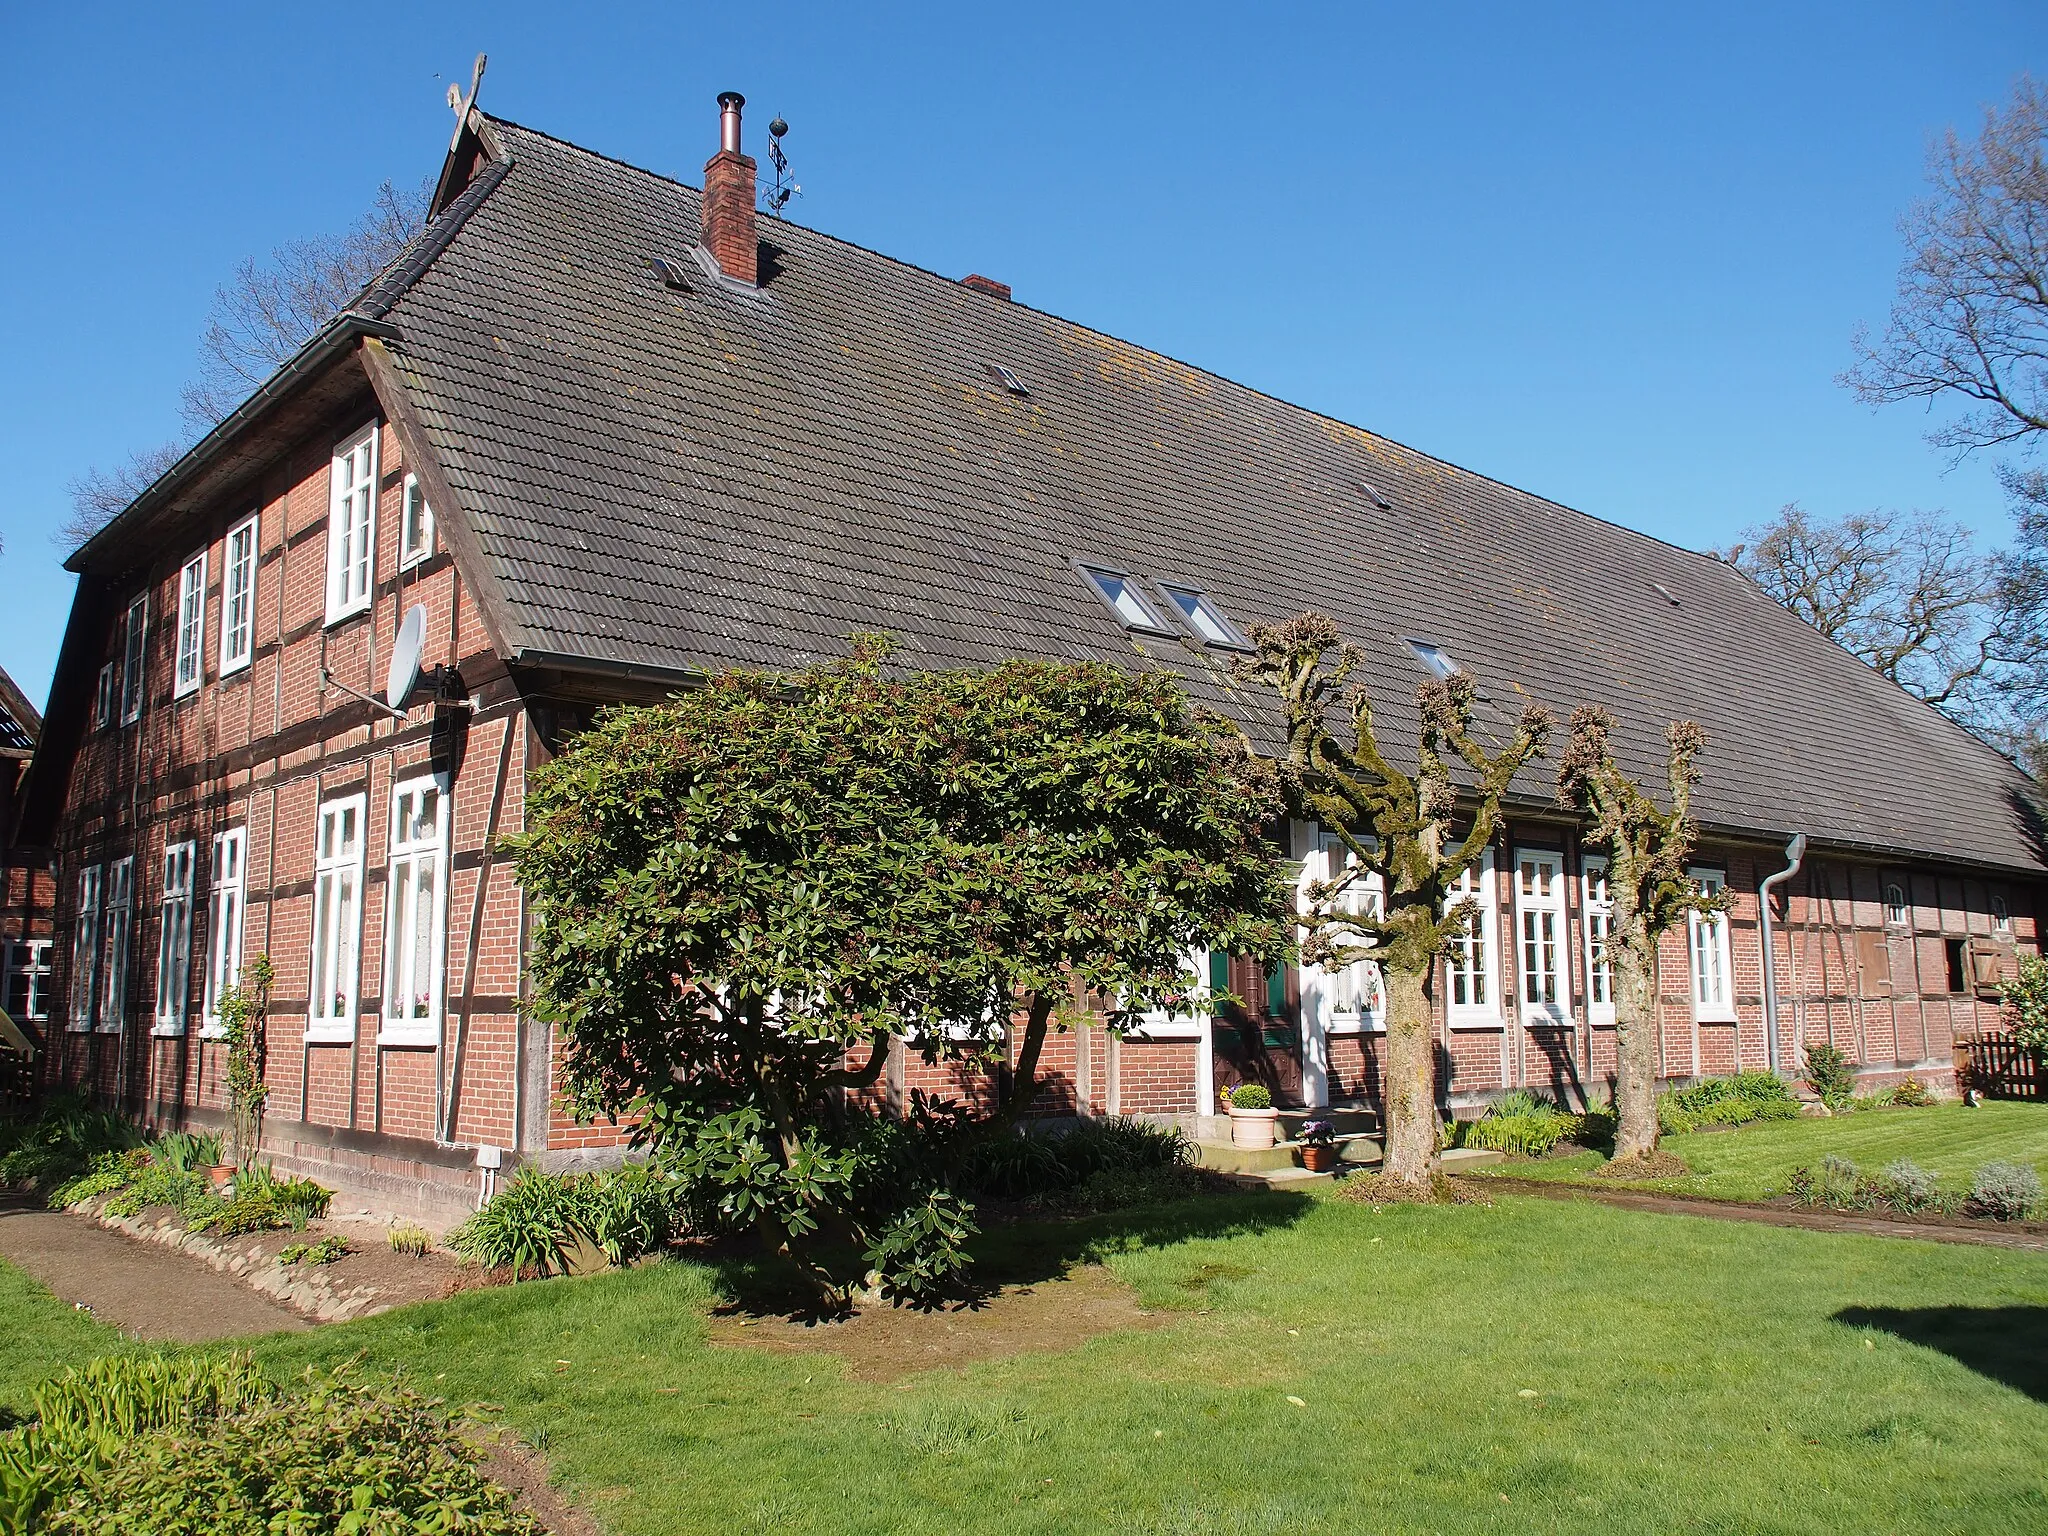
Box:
(701, 91), (757, 285)
(960, 274), (1012, 301)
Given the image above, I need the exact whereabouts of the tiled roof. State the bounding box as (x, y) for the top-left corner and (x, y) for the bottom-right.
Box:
(0, 665), (38, 757)
(373, 116), (2045, 874)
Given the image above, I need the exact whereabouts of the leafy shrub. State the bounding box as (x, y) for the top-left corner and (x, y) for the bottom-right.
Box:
(1229, 1083), (1273, 1110)
(45, 1150), (144, 1209)
(1998, 951), (2048, 1051)
(1803, 1044), (1856, 1110)
(862, 1188), (977, 1304)
(0, 1352), (539, 1535)
(955, 1117), (1189, 1200)
(955, 1132), (1068, 1198)
(1967, 1160), (2043, 1221)
(278, 1235), (350, 1266)
(1877, 1159), (1946, 1215)
(388, 1222), (433, 1258)
(188, 1193), (289, 1238)
(581, 1162), (681, 1266)
(0, 1096), (140, 1195)
(228, 1164), (332, 1229)
(449, 1168), (587, 1278)
(1457, 1090), (1595, 1157)
(1659, 1071), (1800, 1134)
(147, 1130), (223, 1174)
(1040, 1163), (1206, 1214)
(102, 1164), (211, 1222)
(1888, 1077), (1937, 1108)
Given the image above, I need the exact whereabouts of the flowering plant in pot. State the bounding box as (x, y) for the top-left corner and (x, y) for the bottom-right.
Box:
(1298, 1117), (1339, 1172)
(1227, 1082), (1279, 1149)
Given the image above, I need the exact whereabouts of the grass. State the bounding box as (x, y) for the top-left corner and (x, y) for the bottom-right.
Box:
(0, 1260), (130, 1421)
(1483, 1099), (2048, 1202)
(7, 1185), (2048, 1532)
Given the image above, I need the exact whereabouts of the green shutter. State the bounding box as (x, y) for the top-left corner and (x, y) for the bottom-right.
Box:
(1208, 950), (1229, 996)
(1266, 962), (1287, 1017)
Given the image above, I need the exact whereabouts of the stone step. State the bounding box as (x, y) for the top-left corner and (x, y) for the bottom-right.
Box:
(1191, 1140), (1301, 1174)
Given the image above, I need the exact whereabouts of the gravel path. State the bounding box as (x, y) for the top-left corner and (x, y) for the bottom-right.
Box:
(0, 1196), (309, 1340)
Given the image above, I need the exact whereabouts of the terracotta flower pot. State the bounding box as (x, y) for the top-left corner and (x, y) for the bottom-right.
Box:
(1300, 1144), (1339, 1173)
(1228, 1107), (1280, 1149)
(206, 1163), (237, 1191)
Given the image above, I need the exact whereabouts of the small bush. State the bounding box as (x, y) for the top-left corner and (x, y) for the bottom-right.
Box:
(0, 1353), (539, 1535)
(1803, 1044), (1856, 1110)
(102, 1164), (211, 1222)
(148, 1130), (223, 1174)
(449, 1163), (685, 1277)
(1967, 1160), (2043, 1221)
(862, 1188), (978, 1304)
(0, 1096), (140, 1195)
(1229, 1084), (1273, 1110)
(189, 1193), (289, 1238)
(1457, 1090), (1593, 1157)
(1889, 1077), (1937, 1108)
(1659, 1071), (1801, 1134)
(956, 1117), (1190, 1200)
(388, 1222), (433, 1258)
(278, 1235), (350, 1266)
(1876, 1159), (1946, 1215)
(45, 1150), (143, 1209)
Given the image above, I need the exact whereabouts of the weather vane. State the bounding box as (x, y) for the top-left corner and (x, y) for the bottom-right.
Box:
(760, 114), (801, 215)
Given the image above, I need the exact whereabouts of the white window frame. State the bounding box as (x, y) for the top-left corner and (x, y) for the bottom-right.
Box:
(1582, 855), (1616, 1027)
(1512, 848), (1570, 1026)
(1991, 892), (2012, 935)
(380, 775), (451, 1046)
(399, 473), (435, 570)
(120, 594), (147, 724)
(220, 513), (258, 675)
(3, 939), (53, 1023)
(1688, 865), (1736, 1022)
(201, 828), (247, 1038)
(1304, 828), (1385, 1035)
(1445, 849), (1501, 1029)
(1133, 947), (1213, 1040)
(154, 842), (196, 1035)
(1883, 881), (1909, 928)
(173, 551), (206, 698)
(68, 866), (102, 1031)
(99, 856), (134, 1034)
(307, 793), (368, 1042)
(94, 662), (117, 730)
(326, 423), (380, 625)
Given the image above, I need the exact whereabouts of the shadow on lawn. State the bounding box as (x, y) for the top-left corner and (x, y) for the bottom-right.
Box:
(1836, 1305), (2048, 1405)
(706, 1188), (1316, 1322)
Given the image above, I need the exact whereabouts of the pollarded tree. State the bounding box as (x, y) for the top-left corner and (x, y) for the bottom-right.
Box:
(1239, 615), (1550, 1187)
(1555, 707), (1717, 1163)
(513, 638), (1291, 1299)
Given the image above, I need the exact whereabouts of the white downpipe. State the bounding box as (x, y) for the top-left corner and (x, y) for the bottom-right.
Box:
(1759, 833), (1809, 1075)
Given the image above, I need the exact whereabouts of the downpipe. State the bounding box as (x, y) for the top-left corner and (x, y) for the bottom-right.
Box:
(1758, 833), (1808, 1075)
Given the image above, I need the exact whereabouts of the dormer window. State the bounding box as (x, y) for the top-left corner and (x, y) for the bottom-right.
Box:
(1079, 565), (1170, 632)
(1160, 584), (1250, 649)
(1405, 638), (1460, 680)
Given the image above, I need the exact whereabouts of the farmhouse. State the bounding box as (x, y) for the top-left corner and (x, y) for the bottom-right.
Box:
(13, 92), (2043, 1219)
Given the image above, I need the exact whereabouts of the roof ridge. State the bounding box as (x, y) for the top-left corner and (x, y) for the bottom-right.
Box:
(479, 111), (1737, 577)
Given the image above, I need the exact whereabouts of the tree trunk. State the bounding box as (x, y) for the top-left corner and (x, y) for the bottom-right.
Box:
(994, 991), (1059, 1129)
(1611, 933), (1661, 1161)
(1381, 965), (1442, 1181)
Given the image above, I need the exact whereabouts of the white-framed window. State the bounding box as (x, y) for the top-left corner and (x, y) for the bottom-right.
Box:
(220, 514), (258, 674)
(1991, 893), (2012, 935)
(68, 865), (102, 1032)
(94, 663), (117, 730)
(1884, 881), (1909, 927)
(1582, 855), (1615, 1026)
(381, 776), (449, 1045)
(308, 793), (367, 1042)
(4, 939), (53, 1023)
(100, 856), (134, 1034)
(326, 424), (379, 624)
(1688, 865), (1735, 1021)
(1305, 828), (1385, 1034)
(153, 842), (196, 1035)
(1446, 849), (1500, 1028)
(120, 594), (147, 724)
(173, 552), (206, 698)
(399, 474), (435, 569)
(201, 829), (246, 1038)
(1513, 848), (1569, 1025)
(1134, 948), (1216, 1039)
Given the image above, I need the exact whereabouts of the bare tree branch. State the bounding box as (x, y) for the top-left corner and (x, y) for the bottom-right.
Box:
(56, 441), (186, 553)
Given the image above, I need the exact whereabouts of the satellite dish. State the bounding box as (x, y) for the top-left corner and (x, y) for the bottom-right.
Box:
(386, 605), (429, 713)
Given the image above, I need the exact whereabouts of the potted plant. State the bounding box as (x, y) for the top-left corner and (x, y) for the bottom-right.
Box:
(1299, 1117), (1339, 1172)
(1227, 1082), (1279, 1149)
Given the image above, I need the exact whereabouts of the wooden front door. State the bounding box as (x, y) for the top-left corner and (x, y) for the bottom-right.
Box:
(1211, 952), (1305, 1108)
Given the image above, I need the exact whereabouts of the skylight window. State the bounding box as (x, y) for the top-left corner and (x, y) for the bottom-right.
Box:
(988, 364), (1030, 397)
(1405, 638), (1461, 679)
(1355, 481), (1392, 511)
(648, 256), (693, 291)
(1160, 584), (1249, 649)
(1079, 565), (1169, 632)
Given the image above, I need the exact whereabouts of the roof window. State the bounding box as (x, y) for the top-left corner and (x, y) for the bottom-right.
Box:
(1079, 565), (1169, 632)
(648, 256), (694, 292)
(1355, 480), (1392, 510)
(988, 364), (1030, 397)
(1160, 584), (1250, 649)
(1404, 638), (1461, 680)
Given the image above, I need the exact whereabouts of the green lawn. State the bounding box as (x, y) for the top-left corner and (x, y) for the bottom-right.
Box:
(7, 1188), (2047, 1533)
(1481, 1100), (2048, 1202)
(0, 1259), (126, 1418)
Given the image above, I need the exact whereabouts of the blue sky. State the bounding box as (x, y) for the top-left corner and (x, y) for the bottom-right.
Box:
(1, 2), (2043, 707)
